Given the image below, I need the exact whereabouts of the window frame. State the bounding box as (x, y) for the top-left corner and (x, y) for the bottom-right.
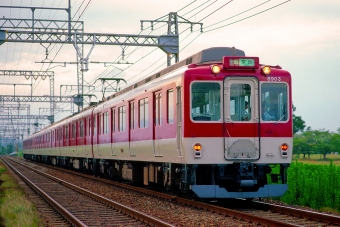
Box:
(139, 97), (149, 128)
(167, 89), (174, 124)
(190, 81), (222, 122)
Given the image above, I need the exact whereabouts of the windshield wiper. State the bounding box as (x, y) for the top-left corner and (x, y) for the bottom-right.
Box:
(275, 115), (285, 124)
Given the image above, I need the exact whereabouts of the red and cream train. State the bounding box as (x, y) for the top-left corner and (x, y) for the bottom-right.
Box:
(23, 47), (293, 199)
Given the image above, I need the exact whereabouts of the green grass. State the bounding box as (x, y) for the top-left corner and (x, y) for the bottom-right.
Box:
(279, 160), (340, 214)
(0, 161), (42, 227)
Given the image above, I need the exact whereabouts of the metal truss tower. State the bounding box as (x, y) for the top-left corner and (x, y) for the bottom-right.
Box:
(0, 70), (55, 115)
(0, 2), (179, 113)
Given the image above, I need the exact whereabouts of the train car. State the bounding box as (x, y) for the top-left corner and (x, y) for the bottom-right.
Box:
(23, 47), (293, 199)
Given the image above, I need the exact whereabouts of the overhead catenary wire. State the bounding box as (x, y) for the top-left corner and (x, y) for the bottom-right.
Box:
(203, 0), (291, 33)
(88, 0), (211, 90)
(203, 0), (272, 30)
(31, 0), (92, 94)
(95, 0), (291, 94)
(21, 0), (290, 120)
(36, 0), (202, 99)
(94, 0), (223, 90)
(198, 0), (233, 22)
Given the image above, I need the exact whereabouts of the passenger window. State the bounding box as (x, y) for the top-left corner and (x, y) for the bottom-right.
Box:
(112, 109), (116, 132)
(229, 84), (251, 121)
(118, 106), (126, 131)
(261, 83), (288, 122)
(167, 89), (174, 124)
(65, 126), (68, 140)
(103, 112), (108, 134)
(72, 123), (76, 138)
(130, 102), (135, 130)
(139, 98), (148, 128)
(80, 121), (84, 137)
(154, 93), (161, 126)
(191, 82), (221, 121)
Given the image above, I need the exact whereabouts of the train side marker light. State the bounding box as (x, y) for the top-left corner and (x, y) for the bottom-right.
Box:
(193, 143), (202, 158)
(211, 65), (220, 74)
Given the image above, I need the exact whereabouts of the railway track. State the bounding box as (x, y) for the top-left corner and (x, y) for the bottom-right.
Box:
(1, 157), (70, 227)
(5, 157), (340, 226)
(1, 157), (174, 227)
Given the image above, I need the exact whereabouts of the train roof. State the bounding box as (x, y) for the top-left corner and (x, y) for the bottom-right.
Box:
(102, 47), (245, 102)
(27, 47), (245, 137)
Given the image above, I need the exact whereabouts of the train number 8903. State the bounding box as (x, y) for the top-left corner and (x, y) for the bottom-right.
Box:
(267, 76), (281, 81)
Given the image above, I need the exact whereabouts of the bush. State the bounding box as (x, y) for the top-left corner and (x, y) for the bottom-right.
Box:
(280, 160), (340, 211)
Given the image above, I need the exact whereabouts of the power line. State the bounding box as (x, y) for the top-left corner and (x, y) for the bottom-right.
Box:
(73, 0), (86, 19)
(203, 0), (271, 30)
(77, 0), (92, 21)
(177, 0), (198, 13)
(203, 0), (291, 33)
(198, 0), (233, 22)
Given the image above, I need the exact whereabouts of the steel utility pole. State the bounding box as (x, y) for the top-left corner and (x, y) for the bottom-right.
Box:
(141, 12), (203, 66)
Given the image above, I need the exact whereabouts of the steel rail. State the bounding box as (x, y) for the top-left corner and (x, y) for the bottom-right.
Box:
(20, 159), (299, 227)
(1, 157), (86, 227)
(5, 157), (175, 227)
(255, 200), (340, 225)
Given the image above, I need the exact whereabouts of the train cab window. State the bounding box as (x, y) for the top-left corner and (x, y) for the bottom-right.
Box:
(103, 112), (108, 134)
(261, 83), (288, 122)
(139, 98), (149, 128)
(80, 120), (84, 137)
(167, 89), (174, 124)
(119, 106), (126, 131)
(229, 84), (252, 121)
(191, 82), (221, 121)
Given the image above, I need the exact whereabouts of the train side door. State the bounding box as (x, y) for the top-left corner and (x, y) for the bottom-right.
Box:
(129, 101), (136, 156)
(223, 77), (260, 160)
(63, 124), (69, 156)
(111, 108), (116, 156)
(85, 117), (91, 156)
(153, 91), (162, 157)
(96, 114), (101, 156)
(92, 115), (98, 156)
(176, 86), (182, 156)
(78, 119), (85, 156)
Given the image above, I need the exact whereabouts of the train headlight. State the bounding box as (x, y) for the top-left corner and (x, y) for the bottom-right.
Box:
(193, 143), (202, 158)
(261, 66), (271, 75)
(280, 143), (288, 158)
(211, 65), (220, 74)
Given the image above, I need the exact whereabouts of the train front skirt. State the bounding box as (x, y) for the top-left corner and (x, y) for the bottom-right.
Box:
(190, 184), (288, 198)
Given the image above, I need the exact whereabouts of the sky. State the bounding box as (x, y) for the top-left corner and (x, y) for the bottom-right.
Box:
(0, 0), (340, 135)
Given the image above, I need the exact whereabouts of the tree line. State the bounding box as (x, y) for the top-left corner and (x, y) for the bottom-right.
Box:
(293, 105), (340, 159)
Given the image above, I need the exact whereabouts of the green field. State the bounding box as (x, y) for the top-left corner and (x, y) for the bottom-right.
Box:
(293, 154), (340, 165)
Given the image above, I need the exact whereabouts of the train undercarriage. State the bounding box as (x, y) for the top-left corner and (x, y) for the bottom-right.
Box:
(23, 154), (289, 199)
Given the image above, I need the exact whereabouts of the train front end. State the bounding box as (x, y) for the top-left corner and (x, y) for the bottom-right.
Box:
(179, 47), (292, 199)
